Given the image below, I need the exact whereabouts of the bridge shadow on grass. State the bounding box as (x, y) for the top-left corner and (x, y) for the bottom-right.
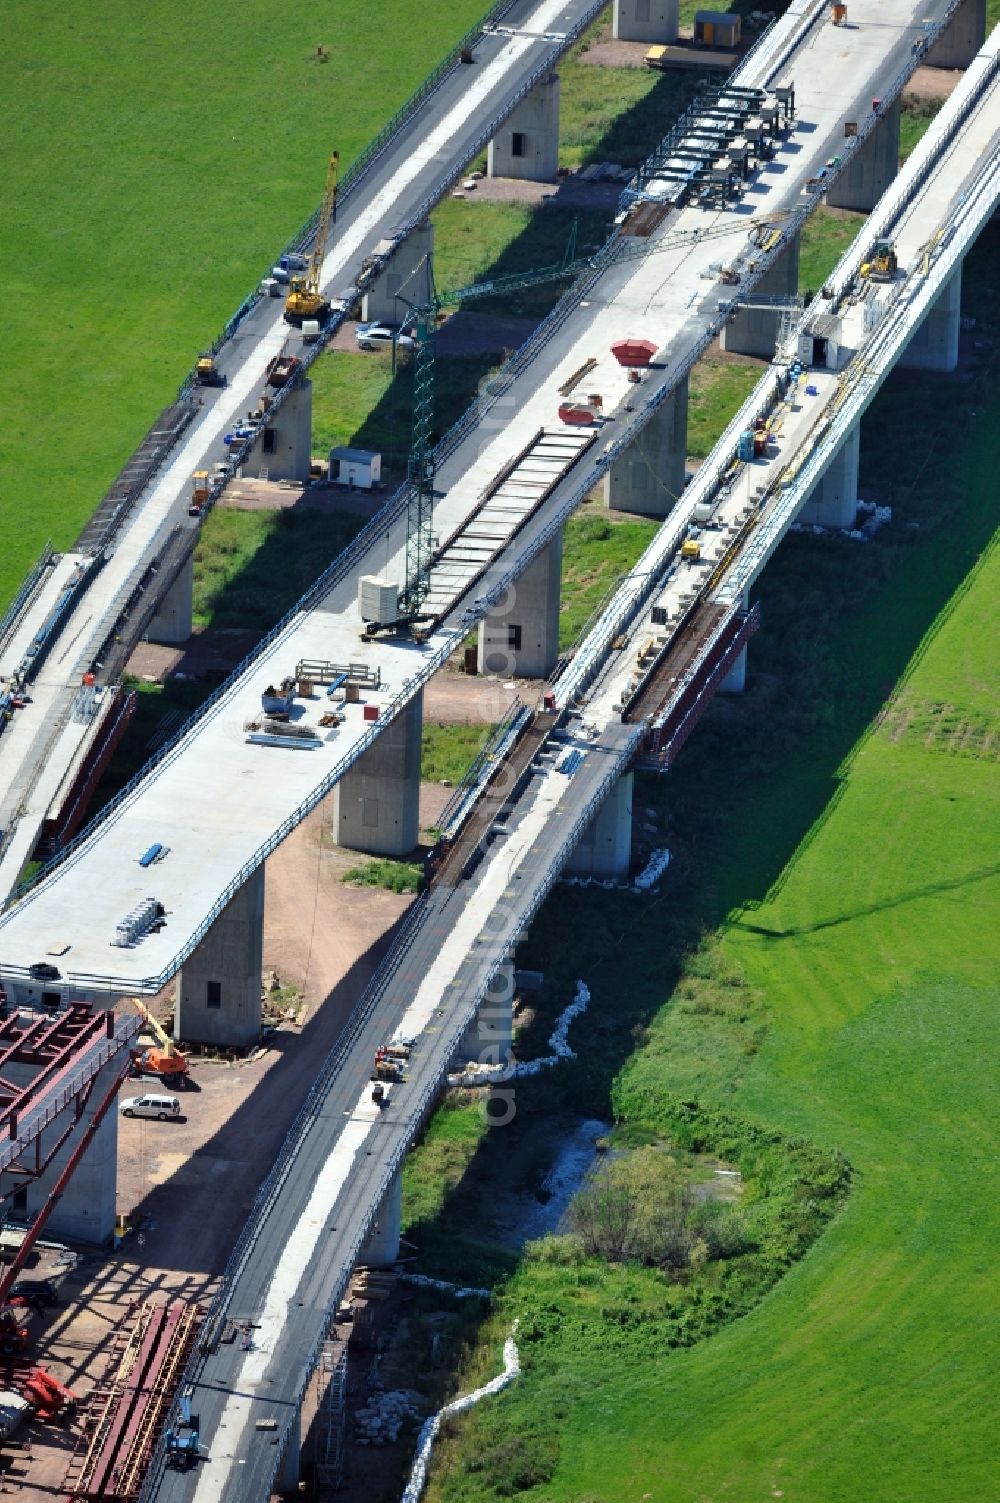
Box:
(399, 221), (1000, 1274)
(115, 905), (413, 1279)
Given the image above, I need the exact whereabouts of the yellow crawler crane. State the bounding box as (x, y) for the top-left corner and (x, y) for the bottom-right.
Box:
(284, 150), (340, 326)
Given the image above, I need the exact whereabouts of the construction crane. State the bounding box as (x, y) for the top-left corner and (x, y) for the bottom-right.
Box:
(394, 210), (791, 614)
(284, 151), (340, 327)
(128, 998), (189, 1082)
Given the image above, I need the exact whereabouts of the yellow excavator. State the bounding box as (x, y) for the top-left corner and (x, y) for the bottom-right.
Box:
(128, 998), (189, 1083)
(284, 151), (339, 327)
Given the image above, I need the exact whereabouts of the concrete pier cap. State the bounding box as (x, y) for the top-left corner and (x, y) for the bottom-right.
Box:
(613, 0), (680, 44)
(358, 1170), (403, 1269)
(479, 533), (563, 678)
(567, 771), (634, 879)
(721, 235), (801, 361)
(488, 74), (560, 183)
(604, 379), (689, 517)
(145, 554), (194, 646)
(361, 222), (434, 326)
(245, 379), (313, 483)
(176, 864), (265, 1048)
(334, 691), (423, 856)
(799, 423), (860, 529)
(826, 101), (901, 215)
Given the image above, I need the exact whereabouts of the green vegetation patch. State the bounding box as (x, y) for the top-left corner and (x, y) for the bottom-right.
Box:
(422, 722), (496, 785)
(560, 514), (658, 648)
(900, 93), (945, 161)
(193, 506), (366, 631)
(687, 355), (762, 458)
(341, 858), (423, 895)
(798, 206), (864, 297)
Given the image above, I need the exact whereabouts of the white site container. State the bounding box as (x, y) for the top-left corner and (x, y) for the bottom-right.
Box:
(358, 575), (399, 624)
(330, 446), (381, 489)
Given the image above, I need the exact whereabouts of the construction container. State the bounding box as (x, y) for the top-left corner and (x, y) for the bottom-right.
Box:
(0, 1389), (29, 1442)
(694, 10), (741, 47)
(611, 337), (658, 367)
(831, 3), (847, 24)
(363, 705), (379, 722)
(358, 575), (399, 624)
(331, 447), (381, 490)
(738, 430), (756, 462)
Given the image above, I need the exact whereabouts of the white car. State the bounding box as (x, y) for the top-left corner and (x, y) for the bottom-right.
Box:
(120, 1094), (181, 1120)
(355, 325), (417, 352)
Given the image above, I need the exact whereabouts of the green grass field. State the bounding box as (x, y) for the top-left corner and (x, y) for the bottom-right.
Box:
(2, 0), (489, 611)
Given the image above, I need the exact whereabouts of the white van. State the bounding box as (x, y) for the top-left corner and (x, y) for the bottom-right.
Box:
(120, 1094), (181, 1121)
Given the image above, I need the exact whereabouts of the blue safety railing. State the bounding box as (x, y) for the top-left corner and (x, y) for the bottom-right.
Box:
(435, 700), (531, 837)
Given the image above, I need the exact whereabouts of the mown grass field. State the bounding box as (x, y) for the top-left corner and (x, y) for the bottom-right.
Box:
(1, 0), (488, 611)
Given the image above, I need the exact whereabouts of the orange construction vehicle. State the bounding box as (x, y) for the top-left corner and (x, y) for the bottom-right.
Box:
(128, 999), (189, 1083)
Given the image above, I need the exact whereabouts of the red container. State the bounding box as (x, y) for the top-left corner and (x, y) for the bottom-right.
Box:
(558, 402), (598, 426)
(363, 705), (379, 722)
(611, 337), (658, 367)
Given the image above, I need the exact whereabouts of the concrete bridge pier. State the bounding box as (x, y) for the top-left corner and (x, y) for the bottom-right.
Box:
(359, 1170), (402, 1268)
(145, 554), (193, 646)
(604, 378), (688, 516)
(176, 865), (265, 1047)
(275, 1408), (302, 1496)
(334, 692), (423, 855)
(721, 236), (801, 360)
(0, 1053), (120, 1245)
(613, 0), (679, 43)
(799, 423), (860, 529)
(488, 74), (560, 182)
(455, 960), (515, 1068)
(900, 263), (962, 372)
(479, 534), (562, 678)
(720, 589), (751, 694)
(244, 379), (312, 483)
(826, 100), (901, 214)
(361, 221), (434, 326)
(926, 0), (986, 69)
(567, 770), (633, 879)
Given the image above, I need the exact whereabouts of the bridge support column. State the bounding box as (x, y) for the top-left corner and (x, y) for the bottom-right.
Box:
(826, 101), (901, 214)
(334, 692), (422, 855)
(926, 0), (986, 69)
(613, 0), (679, 43)
(1, 1055), (119, 1245)
(245, 379), (312, 483)
(361, 222), (434, 325)
(358, 1170), (402, 1269)
(488, 74), (560, 183)
(720, 589), (751, 694)
(799, 423), (859, 529)
(604, 378), (688, 516)
(455, 961), (514, 1068)
(900, 263), (962, 373)
(479, 535), (561, 678)
(567, 771), (633, 880)
(720, 235), (800, 360)
(275, 1407), (302, 1496)
(176, 866), (265, 1048)
(145, 554), (193, 646)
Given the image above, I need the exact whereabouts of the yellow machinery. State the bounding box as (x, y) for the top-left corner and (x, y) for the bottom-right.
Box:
(681, 538), (702, 562)
(195, 353), (226, 387)
(284, 152), (340, 327)
(189, 471), (209, 517)
(129, 999), (189, 1081)
(862, 239), (898, 282)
